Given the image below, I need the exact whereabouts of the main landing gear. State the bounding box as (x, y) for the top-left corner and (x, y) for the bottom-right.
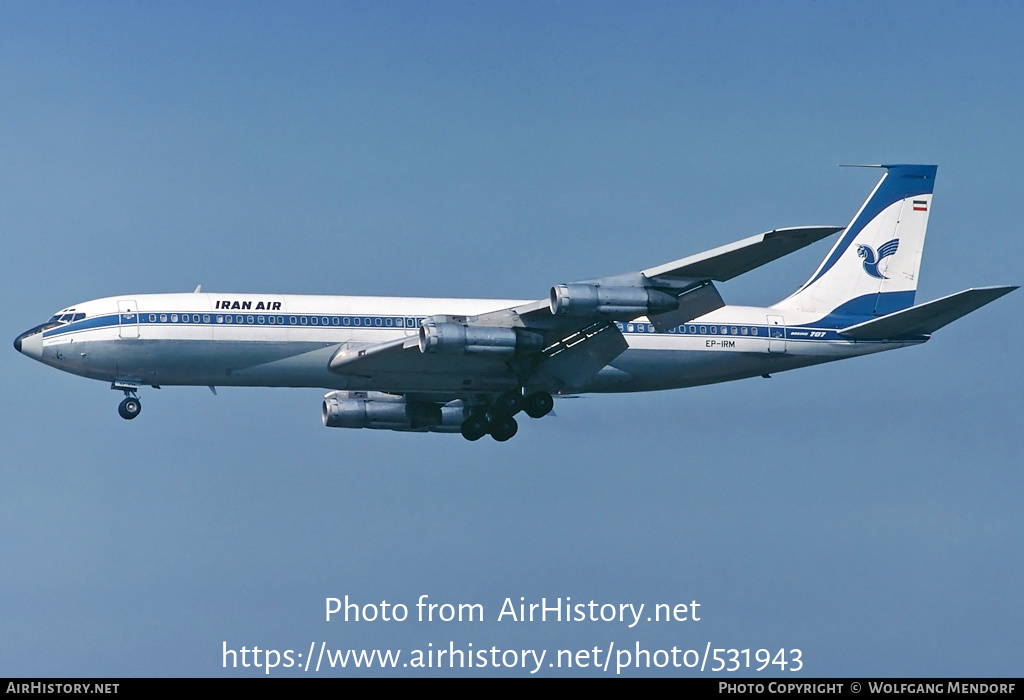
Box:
(460, 390), (553, 442)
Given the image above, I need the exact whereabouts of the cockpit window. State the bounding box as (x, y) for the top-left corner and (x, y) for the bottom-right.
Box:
(47, 311), (86, 325)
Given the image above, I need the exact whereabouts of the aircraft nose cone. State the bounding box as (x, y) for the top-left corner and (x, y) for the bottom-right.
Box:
(14, 328), (44, 360)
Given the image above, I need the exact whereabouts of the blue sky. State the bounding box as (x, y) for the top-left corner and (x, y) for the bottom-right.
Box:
(2, 1), (1021, 677)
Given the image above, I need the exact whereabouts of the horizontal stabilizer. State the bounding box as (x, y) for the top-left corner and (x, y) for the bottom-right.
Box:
(838, 286), (1017, 340)
(643, 226), (843, 282)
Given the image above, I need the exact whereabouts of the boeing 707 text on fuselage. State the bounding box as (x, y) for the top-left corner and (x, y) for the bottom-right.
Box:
(14, 165), (1016, 441)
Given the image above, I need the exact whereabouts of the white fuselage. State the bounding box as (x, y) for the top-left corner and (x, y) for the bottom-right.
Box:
(21, 292), (920, 397)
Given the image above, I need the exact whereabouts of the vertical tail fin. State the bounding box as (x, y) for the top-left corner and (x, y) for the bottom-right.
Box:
(774, 164), (937, 318)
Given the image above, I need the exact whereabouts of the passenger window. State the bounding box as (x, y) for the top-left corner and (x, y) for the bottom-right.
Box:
(385, 318), (393, 327)
(311, 316), (318, 325)
(332, 317), (340, 326)
(149, 314), (156, 322)
(751, 327), (759, 335)
(711, 326), (717, 334)
(699, 326), (706, 333)
(741, 327), (748, 335)
(258, 316), (265, 324)
(171, 314), (179, 322)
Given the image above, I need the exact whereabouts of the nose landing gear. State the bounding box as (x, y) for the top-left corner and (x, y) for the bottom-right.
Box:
(118, 396), (142, 420)
(112, 382), (142, 420)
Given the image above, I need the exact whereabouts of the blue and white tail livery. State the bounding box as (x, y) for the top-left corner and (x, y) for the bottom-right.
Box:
(14, 165), (1016, 442)
(775, 164), (934, 318)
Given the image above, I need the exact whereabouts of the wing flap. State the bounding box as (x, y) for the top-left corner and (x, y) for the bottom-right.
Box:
(648, 281), (725, 332)
(537, 322), (629, 391)
(838, 286), (1017, 340)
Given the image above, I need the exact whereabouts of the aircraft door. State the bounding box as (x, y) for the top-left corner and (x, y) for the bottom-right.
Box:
(118, 299), (140, 338)
(767, 314), (786, 353)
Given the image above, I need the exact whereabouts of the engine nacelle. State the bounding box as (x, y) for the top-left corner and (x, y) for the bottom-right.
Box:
(549, 284), (679, 318)
(418, 322), (543, 355)
(322, 391), (465, 433)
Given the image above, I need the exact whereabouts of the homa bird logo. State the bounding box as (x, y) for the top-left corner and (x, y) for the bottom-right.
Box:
(857, 239), (900, 279)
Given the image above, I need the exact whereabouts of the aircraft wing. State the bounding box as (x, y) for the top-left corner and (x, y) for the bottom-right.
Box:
(328, 317), (630, 395)
(329, 225), (843, 393)
(484, 225), (843, 334)
(641, 226), (843, 281)
(328, 335), (527, 393)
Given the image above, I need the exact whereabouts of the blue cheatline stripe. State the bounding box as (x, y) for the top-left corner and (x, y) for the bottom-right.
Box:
(43, 309), (913, 343)
(617, 321), (769, 338)
(42, 314), (118, 337)
(798, 164), (936, 290)
(42, 312), (431, 339)
(135, 312), (426, 330)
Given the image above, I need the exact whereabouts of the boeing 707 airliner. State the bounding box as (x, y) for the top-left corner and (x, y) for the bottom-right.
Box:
(14, 165), (1016, 441)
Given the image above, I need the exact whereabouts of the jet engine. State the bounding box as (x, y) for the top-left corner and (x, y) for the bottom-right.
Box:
(549, 283), (679, 317)
(418, 322), (544, 356)
(322, 391), (465, 433)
